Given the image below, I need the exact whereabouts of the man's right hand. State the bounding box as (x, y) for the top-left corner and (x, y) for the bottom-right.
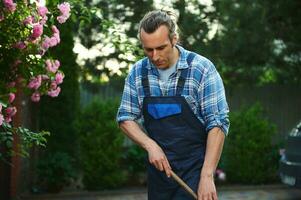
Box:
(119, 121), (172, 177)
(146, 140), (172, 178)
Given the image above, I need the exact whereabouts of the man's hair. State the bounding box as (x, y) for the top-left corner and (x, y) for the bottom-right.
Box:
(138, 10), (179, 41)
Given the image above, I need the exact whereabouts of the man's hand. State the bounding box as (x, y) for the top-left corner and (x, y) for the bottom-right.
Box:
(197, 174), (218, 200)
(146, 140), (172, 178)
(119, 121), (172, 178)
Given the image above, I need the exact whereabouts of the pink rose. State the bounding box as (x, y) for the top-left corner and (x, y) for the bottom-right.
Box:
(50, 36), (58, 46)
(55, 72), (64, 84)
(31, 92), (41, 102)
(50, 81), (57, 90)
(6, 106), (17, 117)
(53, 33), (60, 44)
(7, 81), (15, 88)
(0, 114), (4, 126)
(41, 74), (49, 80)
(8, 93), (15, 103)
(23, 16), (33, 25)
(3, 0), (16, 12)
(42, 34), (59, 51)
(12, 59), (22, 67)
(40, 16), (48, 25)
(31, 24), (43, 39)
(38, 6), (48, 17)
(48, 86), (61, 97)
(28, 75), (42, 90)
(51, 25), (59, 34)
(42, 37), (51, 50)
(57, 2), (71, 24)
(0, 12), (4, 22)
(13, 41), (26, 49)
(5, 116), (12, 123)
(45, 59), (60, 73)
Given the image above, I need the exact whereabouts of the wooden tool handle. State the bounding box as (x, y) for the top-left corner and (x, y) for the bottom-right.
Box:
(170, 170), (198, 199)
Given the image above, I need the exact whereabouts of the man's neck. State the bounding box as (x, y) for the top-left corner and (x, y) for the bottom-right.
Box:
(170, 46), (180, 67)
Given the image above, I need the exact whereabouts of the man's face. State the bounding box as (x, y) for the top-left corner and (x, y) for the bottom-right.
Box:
(140, 25), (178, 69)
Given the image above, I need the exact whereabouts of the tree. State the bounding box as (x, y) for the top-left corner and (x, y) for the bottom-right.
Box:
(208, 0), (301, 85)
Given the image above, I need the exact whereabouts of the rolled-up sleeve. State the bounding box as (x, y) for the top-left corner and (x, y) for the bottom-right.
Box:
(199, 63), (230, 135)
(116, 67), (141, 123)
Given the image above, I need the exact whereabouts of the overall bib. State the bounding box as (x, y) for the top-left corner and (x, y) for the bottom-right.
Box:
(141, 53), (207, 200)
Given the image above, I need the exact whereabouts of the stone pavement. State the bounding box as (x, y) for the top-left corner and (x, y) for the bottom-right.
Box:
(21, 185), (301, 200)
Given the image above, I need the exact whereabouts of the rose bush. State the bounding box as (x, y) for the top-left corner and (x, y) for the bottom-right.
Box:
(0, 0), (71, 159)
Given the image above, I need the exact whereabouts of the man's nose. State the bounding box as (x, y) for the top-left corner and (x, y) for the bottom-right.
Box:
(151, 49), (159, 61)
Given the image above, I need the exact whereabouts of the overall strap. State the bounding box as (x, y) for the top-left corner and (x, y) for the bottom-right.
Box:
(176, 52), (197, 96)
(141, 58), (150, 96)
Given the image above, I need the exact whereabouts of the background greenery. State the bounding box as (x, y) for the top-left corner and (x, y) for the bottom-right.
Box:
(221, 104), (280, 184)
(74, 99), (126, 190)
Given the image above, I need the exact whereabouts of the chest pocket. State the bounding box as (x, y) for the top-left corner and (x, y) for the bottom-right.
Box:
(148, 103), (182, 119)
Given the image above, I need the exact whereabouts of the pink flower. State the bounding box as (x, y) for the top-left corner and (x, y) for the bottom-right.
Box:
(55, 72), (64, 84)
(23, 16), (33, 25)
(40, 16), (48, 25)
(50, 81), (57, 90)
(45, 59), (60, 73)
(51, 25), (59, 34)
(3, 0), (16, 12)
(53, 33), (60, 44)
(50, 36), (59, 46)
(42, 37), (51, 50)
(31, 24), (43, 39)
(8, 93), (15, 103)
(42, 34), (59, 51)
(6, 106), (17, 117)
(57, 2), (71, 24)
(38, 6), (48, 17)
(0, 114), (4, 126)
(12, 59), (22, 67)
(48, 86), (61, 97)
(0, 12), (4, 21)
(41, 74), (49, 80)
(28, 75), (42, 90)
(31, 92), (41, 102)
(5, 116), (11, 123)
(7, 81), (15, 88)
(13, 41), (26, 49)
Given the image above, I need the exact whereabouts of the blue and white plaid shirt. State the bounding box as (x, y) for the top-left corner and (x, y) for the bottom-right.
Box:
(117, 45), (230, 135)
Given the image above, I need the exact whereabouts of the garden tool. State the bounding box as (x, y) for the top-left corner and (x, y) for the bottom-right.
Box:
(170, 170), (198, 199)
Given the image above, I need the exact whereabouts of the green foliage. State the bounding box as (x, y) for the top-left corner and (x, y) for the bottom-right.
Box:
(0, 122), (49, 161)
(123, 144), (146, 176)
(222, 103), (280, 184)
(74, 0), (152, 84)
(75, 99), (127, 190)
(37, 152), (76, 193)
(209, 0), (301, 84)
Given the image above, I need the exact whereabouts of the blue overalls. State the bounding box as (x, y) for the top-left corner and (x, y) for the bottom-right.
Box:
(141, 53), (208, 199)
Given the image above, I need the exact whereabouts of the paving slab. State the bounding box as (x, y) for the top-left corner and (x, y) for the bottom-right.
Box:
(21, 185), (301, 200)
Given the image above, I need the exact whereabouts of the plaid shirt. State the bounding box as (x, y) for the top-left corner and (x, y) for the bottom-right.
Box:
(117, 45), (230, 135)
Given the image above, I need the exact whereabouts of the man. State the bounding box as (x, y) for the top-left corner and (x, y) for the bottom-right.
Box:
(117, 10), (229, 200)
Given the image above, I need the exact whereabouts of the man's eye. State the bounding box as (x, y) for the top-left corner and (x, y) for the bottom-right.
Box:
(157, 47), (165, 50)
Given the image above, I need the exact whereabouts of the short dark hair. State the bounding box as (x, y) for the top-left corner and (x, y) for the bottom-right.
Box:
(138, 10), (179, 41)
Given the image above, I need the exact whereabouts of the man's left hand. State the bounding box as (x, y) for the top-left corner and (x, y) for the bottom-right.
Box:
(197, 174), (218, 200)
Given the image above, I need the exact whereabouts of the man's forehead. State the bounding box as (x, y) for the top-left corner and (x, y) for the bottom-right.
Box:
(140, 26), (171, 48)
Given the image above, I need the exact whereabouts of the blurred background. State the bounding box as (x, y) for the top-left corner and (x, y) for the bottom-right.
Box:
(0, 0), (300, 199)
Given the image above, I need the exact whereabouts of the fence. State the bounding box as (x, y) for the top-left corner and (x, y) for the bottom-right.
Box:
(80, 83), (301, 139)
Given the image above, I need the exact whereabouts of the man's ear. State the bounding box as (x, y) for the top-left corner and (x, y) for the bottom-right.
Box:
(172, 35), (178, 47)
